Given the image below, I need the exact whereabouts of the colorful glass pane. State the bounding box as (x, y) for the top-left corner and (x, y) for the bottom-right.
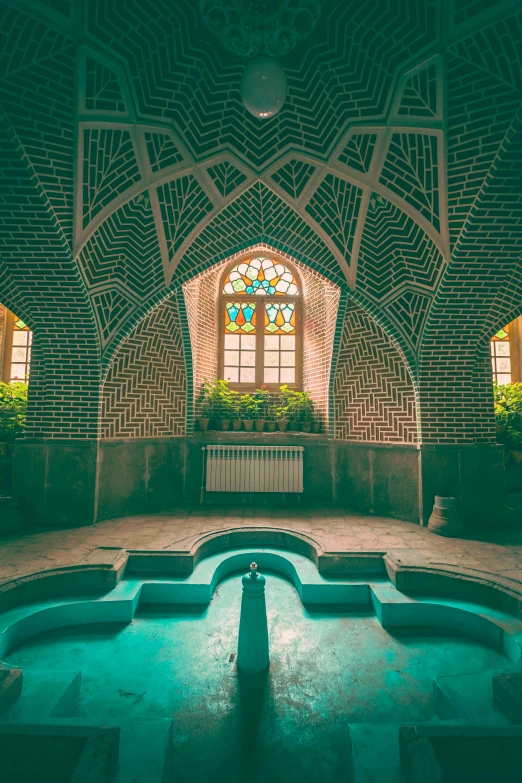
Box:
(225, 302), (256, 333)
(264, 302), (295, 334)
(223, 257), (299, 296)
(492, 325), (509, 341)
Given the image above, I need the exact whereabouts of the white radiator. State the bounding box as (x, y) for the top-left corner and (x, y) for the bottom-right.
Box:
(204, 445), (304, 493)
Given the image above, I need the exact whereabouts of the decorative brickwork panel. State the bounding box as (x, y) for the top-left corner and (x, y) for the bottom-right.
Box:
(157, 176), (214, 257)
(397, 63), (438, 117)
(0, 13), (76, 247)
(145, 132), (184, 172)
(82, 128), (141, 229)
(79, 192), (164, 347)
(101, 296), (187, 438)
(334, 301), (418, 442)
(380, 133), (440, 232)
(207, 162), (247, 197)
(338, 134), (377, 173)
(305, 175), (363, 258)
(177, 183), (345, 288)
(85, 57), (126, 113)
(357, 194), (443, 358)
(271, 160), (316, 200)
(446, 40), (522, 247)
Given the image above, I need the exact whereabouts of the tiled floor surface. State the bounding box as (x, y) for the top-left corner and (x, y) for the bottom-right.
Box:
(1, 507), (522, 586)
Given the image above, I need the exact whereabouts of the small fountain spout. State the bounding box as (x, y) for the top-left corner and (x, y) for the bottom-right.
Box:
(237, 562), (270, 673)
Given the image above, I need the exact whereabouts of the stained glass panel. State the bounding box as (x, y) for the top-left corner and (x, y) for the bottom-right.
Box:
(491, 323), (511, 383)
(223, 257), (299, 296)
(225, 302), (256, 333)
(224, 308), (257, 383)
(264, 302), (295, 334)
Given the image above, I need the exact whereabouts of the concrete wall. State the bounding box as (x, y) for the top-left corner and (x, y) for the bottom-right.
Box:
(14, 436), (513, 529)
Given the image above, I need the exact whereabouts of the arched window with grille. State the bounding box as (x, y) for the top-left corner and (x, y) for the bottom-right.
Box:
(219, 255), (302, 389)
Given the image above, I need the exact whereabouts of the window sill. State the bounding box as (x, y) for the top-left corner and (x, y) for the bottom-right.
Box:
(191, 430), (327, 442)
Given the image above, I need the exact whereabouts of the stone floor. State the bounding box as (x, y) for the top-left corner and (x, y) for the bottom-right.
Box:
(1, 507), (522, 586)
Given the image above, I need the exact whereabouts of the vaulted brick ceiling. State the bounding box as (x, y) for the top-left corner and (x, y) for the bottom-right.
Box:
(1, 0), (521, 387)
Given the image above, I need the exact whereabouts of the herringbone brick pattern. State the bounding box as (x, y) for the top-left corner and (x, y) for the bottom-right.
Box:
(101, 297), (186, 438)
(334, 302), (418, 442)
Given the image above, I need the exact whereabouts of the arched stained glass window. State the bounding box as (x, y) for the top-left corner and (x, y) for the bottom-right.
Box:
(222, 257), (299, 296)
(220, 256), (301, 388)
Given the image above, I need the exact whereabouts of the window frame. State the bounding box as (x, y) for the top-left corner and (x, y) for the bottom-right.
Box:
(1, 309), (32, 383)
(218, 253), (303, 391)
(491, 325), (512, 385)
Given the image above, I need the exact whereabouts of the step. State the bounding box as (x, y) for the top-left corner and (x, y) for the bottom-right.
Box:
(433, 672), (510, 726)
(5, 668), (80, 721)
(115, 719), (173, 783)
(493, 672), (522, 723)
(0, 667), (22, 714)
(349, 723), (400, 783)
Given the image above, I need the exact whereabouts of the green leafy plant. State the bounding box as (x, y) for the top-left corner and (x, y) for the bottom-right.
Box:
(197, 380), (212, 418)
(202, 379), (238, 419)
(494, 381), (522, 451)
(0, 382), (28, 443)
(253, 387), (269, 419)
(239, 393), (259, 420)
(279, 385), (314, 421)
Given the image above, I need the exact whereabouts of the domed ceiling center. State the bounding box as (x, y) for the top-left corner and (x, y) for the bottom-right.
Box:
(199, 0), (322, 58)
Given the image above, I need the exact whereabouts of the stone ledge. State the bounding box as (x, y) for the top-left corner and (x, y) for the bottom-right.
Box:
(493, 673), (522, 723)
(0, 667), (22, 714)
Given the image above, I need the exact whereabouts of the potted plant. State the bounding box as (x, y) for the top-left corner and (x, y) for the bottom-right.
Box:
(201, 379), (237, 431)
(266, 401), (278, 432)
(0, 381), (28, 456)
(216, 380), (236, 431)
(240, 393), (257, 431)
(494, 381), (522, 463)
(273, 403), (289, 432)
(196, 380), (212, 431)
(298, 392), (314, 433)
(253, 387), (268, 432)
(278, 384), (298, 431)
(231, 391), (242, 431)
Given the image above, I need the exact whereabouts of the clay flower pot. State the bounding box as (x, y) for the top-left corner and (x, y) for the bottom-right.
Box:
(221, 419), (232, 431)
(277, 419), (289, 432)
(198, 418), (210, 431)
(232, 419), (242, 431)
(243, 420), (254, 432)
(301, 421), (312, 433)
(312, 421), (321, 434)
(255, 420), (266, 432)
(266, 421), (277, 432)
(427, 496), (464, 537)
